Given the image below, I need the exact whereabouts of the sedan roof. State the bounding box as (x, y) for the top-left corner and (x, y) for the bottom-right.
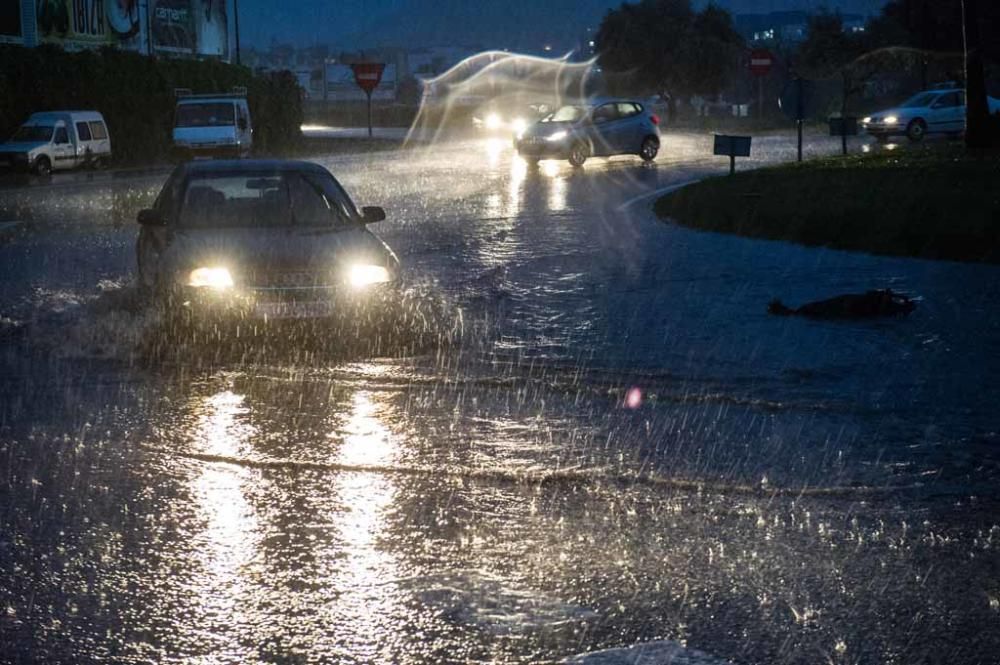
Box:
(180, 159), (329, 176)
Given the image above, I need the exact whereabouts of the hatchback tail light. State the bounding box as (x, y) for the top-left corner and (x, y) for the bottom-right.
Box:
(650, 114), (660, 125)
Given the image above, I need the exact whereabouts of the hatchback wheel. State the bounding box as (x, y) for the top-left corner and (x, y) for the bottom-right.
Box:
(639, 136), (659, 162)
(568, 142), (589, 167)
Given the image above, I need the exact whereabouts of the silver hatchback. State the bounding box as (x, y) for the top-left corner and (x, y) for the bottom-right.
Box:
(514, 98), (661, 166)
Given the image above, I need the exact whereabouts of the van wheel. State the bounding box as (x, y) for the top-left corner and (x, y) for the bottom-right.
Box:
(33, 156), (51, 177)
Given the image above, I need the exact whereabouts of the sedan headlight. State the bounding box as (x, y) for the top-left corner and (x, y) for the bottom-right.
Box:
(349, 264), (391, 288)
(862, 116), (871, 124)
(884, 116), (898, 125)
(547, 130), (568, 142)
(188, 267), (234, 290)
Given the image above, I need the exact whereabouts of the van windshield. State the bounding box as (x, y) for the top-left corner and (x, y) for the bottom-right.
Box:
(12, 125), (54, 142)
(175, 103), (236, 128)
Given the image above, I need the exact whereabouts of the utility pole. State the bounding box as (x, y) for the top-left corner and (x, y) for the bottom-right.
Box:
(233, 0), (241, 65)
(963, 0), (990, 148)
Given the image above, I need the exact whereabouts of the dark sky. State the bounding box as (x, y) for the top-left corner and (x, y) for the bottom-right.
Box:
(239, 0), (889, 50)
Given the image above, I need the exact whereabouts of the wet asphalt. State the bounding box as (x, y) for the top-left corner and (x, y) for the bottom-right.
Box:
(1, 132), (999, 664)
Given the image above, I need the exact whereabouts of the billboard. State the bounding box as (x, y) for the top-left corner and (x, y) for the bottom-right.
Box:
(36, 0), (141, 46)
(37, 0), (109, 44)
(1, 2), (21, 42)
(151, 0), (227, 58)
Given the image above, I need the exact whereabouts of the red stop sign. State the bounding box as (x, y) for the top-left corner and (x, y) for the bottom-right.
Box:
(749, 49), (773, 77)
(351, 63), (386, 94)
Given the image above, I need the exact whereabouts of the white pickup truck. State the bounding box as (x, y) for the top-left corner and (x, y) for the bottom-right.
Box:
(0, 111), (111, 175)
(862, 87), (1000, 142)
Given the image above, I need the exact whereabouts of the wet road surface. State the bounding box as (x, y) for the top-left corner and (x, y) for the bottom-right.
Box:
(1, 133), (999, 664)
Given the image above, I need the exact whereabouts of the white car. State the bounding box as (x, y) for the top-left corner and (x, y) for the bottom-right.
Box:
(862, 88), (1000, 142)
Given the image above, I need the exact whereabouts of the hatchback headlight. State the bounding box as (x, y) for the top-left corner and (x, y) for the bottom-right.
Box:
(349, 264), (391, 288)
(188, 267), (234, 290)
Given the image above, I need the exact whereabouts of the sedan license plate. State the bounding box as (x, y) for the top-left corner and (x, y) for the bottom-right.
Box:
(254, 301), (334, 320)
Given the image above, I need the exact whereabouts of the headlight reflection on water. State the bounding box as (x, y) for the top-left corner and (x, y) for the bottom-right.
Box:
(179, 381), (406, 657)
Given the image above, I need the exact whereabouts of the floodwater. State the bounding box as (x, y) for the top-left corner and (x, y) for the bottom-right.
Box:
(1, 133), (999, 664)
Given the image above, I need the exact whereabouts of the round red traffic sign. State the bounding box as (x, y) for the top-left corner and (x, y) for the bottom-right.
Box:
(749, 48), (774, 77)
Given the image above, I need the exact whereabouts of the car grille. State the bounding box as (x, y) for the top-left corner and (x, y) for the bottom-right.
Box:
(248, 271), (338, 301)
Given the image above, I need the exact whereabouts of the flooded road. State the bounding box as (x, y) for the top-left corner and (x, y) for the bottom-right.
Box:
(1, 133), (999, 664)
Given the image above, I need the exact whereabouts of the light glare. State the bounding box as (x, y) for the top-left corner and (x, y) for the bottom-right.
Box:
(188, 267), (234, 290)
(349, 264), (391, 288)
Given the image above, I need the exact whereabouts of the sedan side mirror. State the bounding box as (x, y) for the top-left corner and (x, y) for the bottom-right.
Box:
(137, 208), (164, 226)
(361, 206), (386, 224)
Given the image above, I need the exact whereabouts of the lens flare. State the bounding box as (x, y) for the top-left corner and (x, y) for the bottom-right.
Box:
(624, 387), (643, 409)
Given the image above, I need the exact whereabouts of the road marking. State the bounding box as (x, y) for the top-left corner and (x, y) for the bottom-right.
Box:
(616, 177), (703, 212)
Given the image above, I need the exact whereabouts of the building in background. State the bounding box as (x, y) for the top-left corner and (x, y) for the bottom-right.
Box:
(8, 0), (237, 62)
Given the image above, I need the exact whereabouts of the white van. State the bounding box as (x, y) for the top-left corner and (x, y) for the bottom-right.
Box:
(172, 89), (253, 159)
(0, 111), (112, 175)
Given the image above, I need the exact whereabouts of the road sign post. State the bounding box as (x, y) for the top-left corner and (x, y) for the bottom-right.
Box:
(713, 135), (752, 175)
(780, 77), (812, 162)
(350, 63), (386, 138)
(749, 48), (773, 119)
(828, 116), (858, 156)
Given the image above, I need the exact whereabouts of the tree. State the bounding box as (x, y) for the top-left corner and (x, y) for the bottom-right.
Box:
(594, 0), (743, 117)
(797, 11), (867, 153)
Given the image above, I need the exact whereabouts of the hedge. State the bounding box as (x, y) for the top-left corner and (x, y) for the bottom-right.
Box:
(0, 44), (302, 163)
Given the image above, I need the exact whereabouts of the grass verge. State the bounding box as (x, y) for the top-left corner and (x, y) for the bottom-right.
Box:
(654, 145), (1000, 263)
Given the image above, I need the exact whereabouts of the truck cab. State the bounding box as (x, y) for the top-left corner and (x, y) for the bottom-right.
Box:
(0, 111), (111, 175)
(172, 89), (253, 159)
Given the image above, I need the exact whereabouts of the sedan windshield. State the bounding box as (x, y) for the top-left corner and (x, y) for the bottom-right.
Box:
(543, 105), (584, 122)
(898, 92), (939, 108)
(175, 103), (236, 127)
(180, 174), (290, 227)
(179, 172), (353, 228)
(11, 125), (54, 142)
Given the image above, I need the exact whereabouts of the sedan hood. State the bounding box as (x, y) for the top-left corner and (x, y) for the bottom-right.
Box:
(161, 226), (398, 285)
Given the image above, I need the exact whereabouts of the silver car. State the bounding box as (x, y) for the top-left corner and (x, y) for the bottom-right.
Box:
(514, 98), (661, 166)
(136, 160), (399, 323)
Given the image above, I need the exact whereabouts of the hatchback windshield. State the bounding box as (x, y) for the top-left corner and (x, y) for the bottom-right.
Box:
(898, 92), (940, 108)
(11, 125), (54, 142)
(543, 105), (584, 122)
(175, 103), (236, 128)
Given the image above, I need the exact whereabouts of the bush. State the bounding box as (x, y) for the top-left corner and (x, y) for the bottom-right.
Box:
(0, 44), (302, 164)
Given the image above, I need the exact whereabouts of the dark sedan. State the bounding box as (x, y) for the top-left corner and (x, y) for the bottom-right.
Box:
(136, 160), (400, 322)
